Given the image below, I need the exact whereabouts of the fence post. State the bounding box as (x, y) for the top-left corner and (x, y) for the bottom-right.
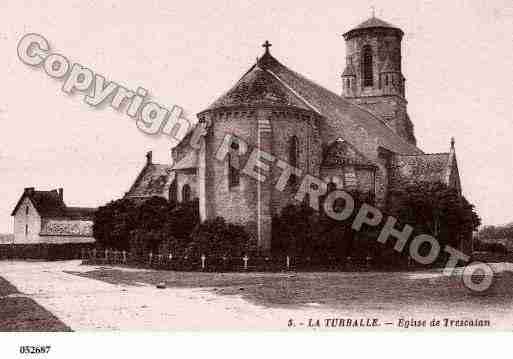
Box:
(243, 255), (249, 270)
(92, 248), (97, 263)
(149, 252), (153, 266)
(201, 254), (206, 270)
(122, 250), (127, 264)
(286, 255), (290, 270)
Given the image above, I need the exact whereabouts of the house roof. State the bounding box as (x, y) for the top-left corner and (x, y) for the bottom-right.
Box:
(11, 189), (65, 217)
(202, 52), (422, 157)
(64, 207), (96, 220)
(11, 189), (97, 218)
(322, 138), (376, 168)
(11, 188), (96, 237)
(125, 163), (175, 198)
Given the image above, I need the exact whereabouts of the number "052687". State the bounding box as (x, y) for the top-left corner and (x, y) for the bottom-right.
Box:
(19, 346), (51, 354)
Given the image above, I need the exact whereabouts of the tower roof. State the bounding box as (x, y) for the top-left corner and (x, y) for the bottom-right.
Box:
(343, 16), (403, 39)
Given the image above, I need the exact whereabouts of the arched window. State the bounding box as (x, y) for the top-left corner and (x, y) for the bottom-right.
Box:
(228, 141), (240, 188)
(181, 184), (191, 203)
(362, 45), (373, 87)
(168, 179), (177, 202)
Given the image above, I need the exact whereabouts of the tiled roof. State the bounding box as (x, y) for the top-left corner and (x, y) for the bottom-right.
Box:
(11, 189), (95, 219)
(201, 53), (422, 158)
(11, 189), (65, 217)
(354, 17), (398, 30)
(256, 53), (422, 156)
(206, 65), (312, 111)
(322, 138), (376, 168)
(63, 207), (96, 220)
(391, 153), (451, 184)
(125, 163), (175, 198)
(40, 219), (93, 237)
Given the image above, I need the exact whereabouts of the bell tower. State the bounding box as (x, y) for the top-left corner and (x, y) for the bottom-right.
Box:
(341, 16), (416, 145)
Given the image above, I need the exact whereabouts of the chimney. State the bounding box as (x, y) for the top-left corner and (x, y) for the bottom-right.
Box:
(24, 187), (35, 195)
(58, 188), (64, 201)
(146, 151), (153, 165)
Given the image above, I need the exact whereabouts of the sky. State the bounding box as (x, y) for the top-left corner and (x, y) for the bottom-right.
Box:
(1, 0), (512, 233)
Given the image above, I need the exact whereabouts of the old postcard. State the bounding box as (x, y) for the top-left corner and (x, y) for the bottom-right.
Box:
(1, 0), (512, 356)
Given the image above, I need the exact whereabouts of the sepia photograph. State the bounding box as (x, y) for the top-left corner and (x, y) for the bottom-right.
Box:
(0, 0), (512, 356)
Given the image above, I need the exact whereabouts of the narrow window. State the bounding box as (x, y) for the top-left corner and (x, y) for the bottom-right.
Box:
(289, 136), (299, 168)
(169, 179), (177, 202)
(26, 205), (29, 215)
(181, 184), (191, 203)
(288, 136), (300, 188)
(228, 142), (240, 188)
(25, 224), (28, 236)
(362, 45), (373, 87)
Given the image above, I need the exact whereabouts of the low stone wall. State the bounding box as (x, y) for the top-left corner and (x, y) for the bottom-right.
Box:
(0, 243), (95, 260)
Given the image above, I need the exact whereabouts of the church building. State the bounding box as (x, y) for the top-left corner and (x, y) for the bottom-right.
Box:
(126, 16), (461, 253)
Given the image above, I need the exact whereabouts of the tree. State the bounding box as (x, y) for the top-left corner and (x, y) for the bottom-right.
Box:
(387, 181), (480, 254)
(93, 196), (200, 253)
(93, 198), (138, 250)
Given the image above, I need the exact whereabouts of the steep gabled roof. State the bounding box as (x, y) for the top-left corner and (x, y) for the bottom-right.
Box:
(206, 64), (312, 111)
(125, 163), (175, 198)
(11, 189), (96, 226)
(201, 52), (422, 158)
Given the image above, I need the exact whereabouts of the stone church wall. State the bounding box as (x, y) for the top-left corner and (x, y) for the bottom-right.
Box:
(204, 109), (259, 234)
(269, 110), (323, 215)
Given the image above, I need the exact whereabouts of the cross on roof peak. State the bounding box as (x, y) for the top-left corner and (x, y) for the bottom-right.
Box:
(262, 40), (272, 54)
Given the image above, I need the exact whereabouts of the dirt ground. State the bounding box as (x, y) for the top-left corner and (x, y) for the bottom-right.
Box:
(1, 260), (512, 331)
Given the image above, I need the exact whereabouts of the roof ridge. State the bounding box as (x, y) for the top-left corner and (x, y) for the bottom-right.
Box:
(264, 68), (322, 115)
(396, 152), (449, 157)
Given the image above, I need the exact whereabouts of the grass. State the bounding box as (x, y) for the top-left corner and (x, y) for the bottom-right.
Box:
(0, 277), (72, 332)
(67, 266), (513, 314)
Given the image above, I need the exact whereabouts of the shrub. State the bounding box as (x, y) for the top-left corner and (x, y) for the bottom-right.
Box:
(188, 217), (251, 258)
